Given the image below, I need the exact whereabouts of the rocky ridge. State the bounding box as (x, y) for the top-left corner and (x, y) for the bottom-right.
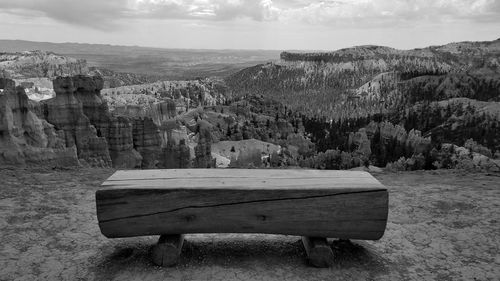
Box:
(228, 39), (500, 121)
(0, 50), (88, 79)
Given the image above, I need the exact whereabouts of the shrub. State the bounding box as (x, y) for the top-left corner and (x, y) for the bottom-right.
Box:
(298, 150), (361, 170)
(406, 154), (426, 170)
(386, 157), (408, 171)
(386, 154), (426, 171)
(464, 139), (492, 158)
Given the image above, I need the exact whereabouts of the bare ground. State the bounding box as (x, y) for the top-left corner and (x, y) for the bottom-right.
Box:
(0, 168), (499, 281)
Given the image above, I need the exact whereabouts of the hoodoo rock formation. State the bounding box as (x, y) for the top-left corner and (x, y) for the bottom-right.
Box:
(194, 120), (216, 168)
(0, 75), (205, 168)
(58, 76), (142, 168)
(347, 121), (431, 166)
(0, 78), (78, 167)
(133, 117), (162, 168)
(0, 75), (188, 168)
(42, 76), (112, 167)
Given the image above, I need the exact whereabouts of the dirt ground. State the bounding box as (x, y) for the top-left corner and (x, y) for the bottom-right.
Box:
(0, 168), (499, 281)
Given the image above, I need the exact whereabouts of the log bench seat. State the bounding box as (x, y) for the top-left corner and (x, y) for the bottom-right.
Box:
(96, 169), (388, 267)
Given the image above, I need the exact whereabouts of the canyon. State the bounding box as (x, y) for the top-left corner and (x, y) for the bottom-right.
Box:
(1, 39), (500, 171)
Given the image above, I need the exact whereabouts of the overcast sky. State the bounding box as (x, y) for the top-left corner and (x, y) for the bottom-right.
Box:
(0, 0), (499, 50)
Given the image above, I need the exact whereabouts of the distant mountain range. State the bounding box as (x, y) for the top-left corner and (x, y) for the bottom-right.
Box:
(0, 39), (281, 80)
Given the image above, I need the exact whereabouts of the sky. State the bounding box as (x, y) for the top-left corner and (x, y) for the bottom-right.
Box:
(0, 0), (499, 50)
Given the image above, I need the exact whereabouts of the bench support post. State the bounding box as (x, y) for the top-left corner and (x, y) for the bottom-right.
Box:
(152, 234), (184, 267)
(301, 236), (334, 267)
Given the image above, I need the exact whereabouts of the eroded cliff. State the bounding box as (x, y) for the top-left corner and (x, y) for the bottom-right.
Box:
(0, 78), (78, 167)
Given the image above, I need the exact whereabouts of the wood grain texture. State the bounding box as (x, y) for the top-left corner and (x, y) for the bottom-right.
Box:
(151, 234), (184, 267)
(104, 169), (377, 182)
(301, 236), (334, 267)
(96, 169), (388, 239)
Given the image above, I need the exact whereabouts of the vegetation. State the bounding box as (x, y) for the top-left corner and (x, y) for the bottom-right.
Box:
(221, 39), (500, 171)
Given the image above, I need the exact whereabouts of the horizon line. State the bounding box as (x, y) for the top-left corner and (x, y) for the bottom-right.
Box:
(1, 37), (499, 54)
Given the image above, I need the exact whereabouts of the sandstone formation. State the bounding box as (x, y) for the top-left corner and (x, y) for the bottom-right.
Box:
(108, 102), (201, 169)
(160, 139), (191, 168)
(0, 78), (15, 89)
(101, 79), (226, 111)
(364, 121), (431, 154)
(114, 100), (178, 126)
(0, 78), (78, 167)
(31, 75), (196, 169)
(0, 51), (88, 79)
(348, 121), (431, 165)
(133, 117), (162, 168)
(193, 120), (215, 168)
(156, 100), (178, 122)
(155, 120), (192, 168)
(42, 76), (111, 167)
(71, 76), (144, 168)
(43, 75), (154, 168)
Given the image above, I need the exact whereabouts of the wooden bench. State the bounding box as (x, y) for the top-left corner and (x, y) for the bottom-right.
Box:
(96, 169), (388, 267)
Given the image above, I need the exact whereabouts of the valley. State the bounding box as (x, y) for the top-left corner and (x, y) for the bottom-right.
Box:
(1, 39), (499, 172)
(0, 40), (280, 80)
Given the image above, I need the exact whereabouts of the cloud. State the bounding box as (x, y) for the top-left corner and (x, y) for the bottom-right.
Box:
(277, 0), (500, 27)
(0, 0), (130, 30)
(132, 0), (279, 21)
(0, 0), (498, 30)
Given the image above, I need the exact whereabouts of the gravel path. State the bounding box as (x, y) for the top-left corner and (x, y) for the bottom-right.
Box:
(0, 168), (499, 280)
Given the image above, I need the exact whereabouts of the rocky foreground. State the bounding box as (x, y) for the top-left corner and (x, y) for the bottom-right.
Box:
(0, 168), (498, 281)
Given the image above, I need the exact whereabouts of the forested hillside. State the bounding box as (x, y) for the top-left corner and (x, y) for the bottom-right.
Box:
(224, 39), (500, 171)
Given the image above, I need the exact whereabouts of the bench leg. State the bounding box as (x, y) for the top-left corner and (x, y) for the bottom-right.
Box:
(301, 236), (334, 268)
(152, 234), (184, 267)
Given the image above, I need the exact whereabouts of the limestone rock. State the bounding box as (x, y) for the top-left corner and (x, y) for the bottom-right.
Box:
(43, 76), (112, 166)
(159, 139), (191, 168)
(212, 152), (231, 168)
(112, 104), (145, 118)
(0, 79), (78, 167)
(49, 75), (145, 168)
(193, 120), (215, 168)
(110, 148), (142, 169)
(0, 51), (88, 79)
(0, 78), (15, 90)
(133, 117), (162, 168)
(149, 100), (177, 125)
(160, 120), (190, 147)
